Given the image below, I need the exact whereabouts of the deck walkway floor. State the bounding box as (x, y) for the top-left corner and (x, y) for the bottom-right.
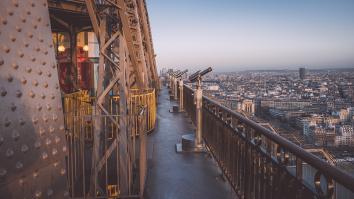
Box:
(144, 86), (235, 199)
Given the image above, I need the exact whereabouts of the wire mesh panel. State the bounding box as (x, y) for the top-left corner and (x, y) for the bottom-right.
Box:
(0, 0), (68, 198)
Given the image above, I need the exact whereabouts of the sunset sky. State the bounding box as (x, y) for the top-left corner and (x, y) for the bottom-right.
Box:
(147, 0), (354, 72)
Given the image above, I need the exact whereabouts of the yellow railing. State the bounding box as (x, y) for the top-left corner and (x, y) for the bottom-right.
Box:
(63, 88), (157, 138)
(129, 88), (157, 135)
(63, 90), (93, 139)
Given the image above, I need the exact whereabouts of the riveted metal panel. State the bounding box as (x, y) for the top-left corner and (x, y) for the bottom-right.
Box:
(0, 0), (68, 198)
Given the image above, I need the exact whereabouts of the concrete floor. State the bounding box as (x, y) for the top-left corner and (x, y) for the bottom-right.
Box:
(144, 87), (235, 199)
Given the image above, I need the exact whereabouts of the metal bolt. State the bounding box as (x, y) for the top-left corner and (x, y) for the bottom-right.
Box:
(0, 87), (7, 96)
(16, 90), (22, 98)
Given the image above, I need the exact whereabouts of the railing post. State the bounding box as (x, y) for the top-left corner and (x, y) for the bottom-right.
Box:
(174, 77), (178, 100)
(179, 80), (184, 111)
(195, 78), (203, 147)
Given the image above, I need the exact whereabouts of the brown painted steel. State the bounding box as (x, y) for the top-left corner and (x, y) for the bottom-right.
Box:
(0, 0), (68, 198)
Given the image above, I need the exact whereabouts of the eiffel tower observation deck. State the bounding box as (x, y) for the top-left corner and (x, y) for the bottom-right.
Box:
(0, 0), (354, 198)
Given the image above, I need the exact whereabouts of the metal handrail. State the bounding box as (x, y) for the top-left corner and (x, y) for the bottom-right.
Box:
(184, 85), (354, 193)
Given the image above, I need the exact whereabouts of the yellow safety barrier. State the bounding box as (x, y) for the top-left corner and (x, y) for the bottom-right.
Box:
(129, 88), (157, 135)
(63, 90), (93, 139)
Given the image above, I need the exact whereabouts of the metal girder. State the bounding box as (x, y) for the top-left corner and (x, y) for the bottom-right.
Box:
(0, 0), (68, 198)
(137, 0), (160, 90)
(116, 0), (149, 89)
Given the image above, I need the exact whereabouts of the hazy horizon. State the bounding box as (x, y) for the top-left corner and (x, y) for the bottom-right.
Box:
(147, 0), (354, 72)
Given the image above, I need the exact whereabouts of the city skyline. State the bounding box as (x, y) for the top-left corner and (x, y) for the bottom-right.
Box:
(147, 0), (354, 71)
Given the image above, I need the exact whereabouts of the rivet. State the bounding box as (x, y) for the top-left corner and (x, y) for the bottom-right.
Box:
(44, 51), (48, 55)
(51, 94), (55, 99)
(62, 145), (67, 152)
(36, 47), (40, 52)
(0, 59), (4, 65)
(16, 26), (22, 32)
(39, 128), (45, 136)
(31, 57), (36, 62)
(6, 148), (14, 157)
(49, 126), (54, 133)
(45, 138), (52, 146)
(28, 33), (33, 38)
(60, 168), (66, 175)
(52, 148), (57, 156)
(49, 44), (53, 48)
(41, 152), (48, 160)
(27, 11), (31, 15)
(10, 36), (16, 42)
(46, 104), (52, 111)
(21, 144), (29, 153)
(3, 46), (10, 53)
(8, 11), (14, 16)
(0, 136), (3, 145)
(43, 82), (48, 88)
(47, 72), (52, 77)
(16, 161), (23, 169)
(40, 93), (45, 99)
(16, 90), (22, 98)
(1, 19), (7, 25)
(21, 77), (27, 84)
(19, 118), (25, 126)
(36, 104), (42, 111)
(24, 43), (29, 47)
(43, 115), (48, 123)
(37, 69), (42, 75)
(43, 3), (47, 7)
(34, 140), (41, 148)
(52, 64), (56, 69)
(42, 61), (46, 66)
(21, 17), (26, 23)
(46, 23), (49, 27)
(10, 103), (17, 111)
(26, 67), (32, 73)
(53, 114), (58, 121)
(29, 91), (35, 98)
(12, 63), (19, 69)
(34, 25), (38, 29)
(13, 1), (19, 7)
(0, 87), (7, 96)
(12, 130), (20, 140)
(18, 51), (24, 57)
(4, 118), (11, 127)
(37, 17), (42, 22)
(0, 168), (7, 177)
(31, 2), (35, 7)
(7, 74), (13, 82)
(32, 116), (38, 124)
(53, 161), (59, 167)
(39, 39), (44, 43)
(54, 136), (60, 143)
(33, 170), (39, 178)
(32, 80), (39, 87)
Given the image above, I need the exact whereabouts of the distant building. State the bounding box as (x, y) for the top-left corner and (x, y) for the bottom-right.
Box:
(335, 125), (354, 146)
(299, 67), (306, 80)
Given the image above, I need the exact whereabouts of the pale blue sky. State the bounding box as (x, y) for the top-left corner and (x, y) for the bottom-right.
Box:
(147, 0), (354, 72)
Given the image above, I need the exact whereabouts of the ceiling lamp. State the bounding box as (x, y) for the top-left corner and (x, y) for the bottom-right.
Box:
(83, 45), (89, 52)
(58, 45), (65, 52)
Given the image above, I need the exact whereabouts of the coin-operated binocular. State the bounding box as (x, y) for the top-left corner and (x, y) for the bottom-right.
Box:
(176, 67), (213, 153)
(170, 69), (188, 112)
(167, 70), (177, 95)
